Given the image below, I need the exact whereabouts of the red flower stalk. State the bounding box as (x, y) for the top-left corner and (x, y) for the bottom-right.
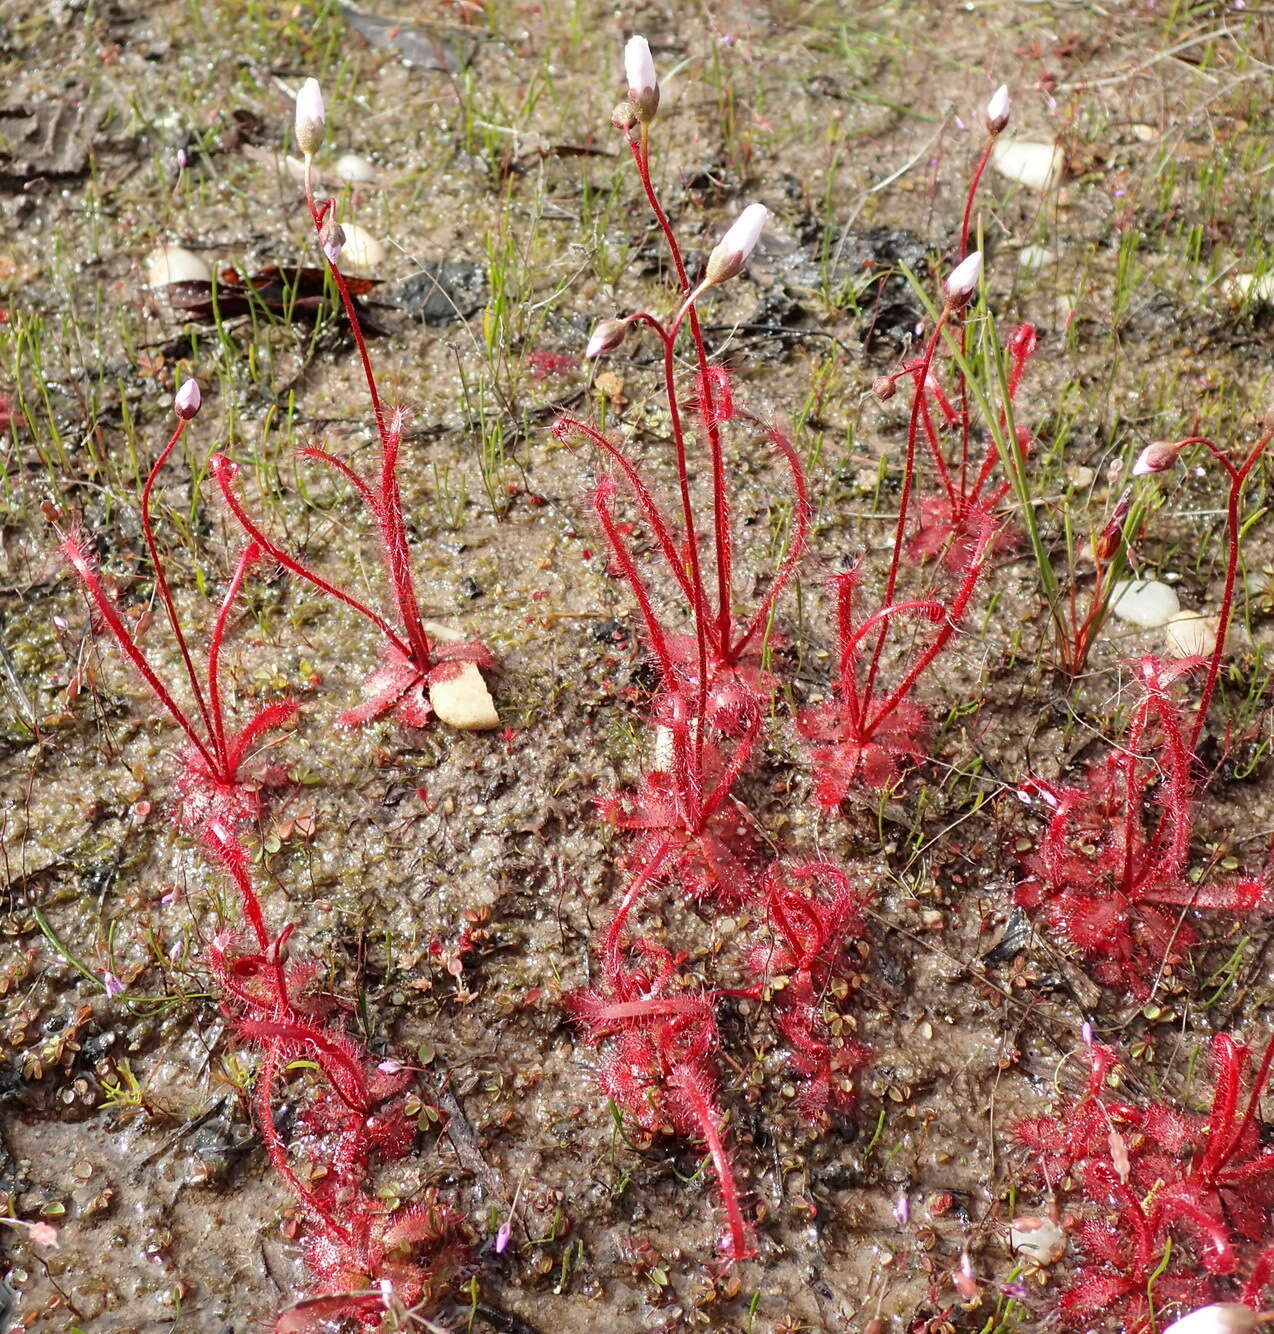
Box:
(212, 99), (494, 730)
(58, 394), (297, 833)
(1016, 657), (1268, 997)
(798, 513), (994, 799)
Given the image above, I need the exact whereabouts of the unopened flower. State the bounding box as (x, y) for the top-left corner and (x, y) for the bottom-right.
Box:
(28, 1222), (60, 1249)
(944, 250), (983, 308)
(611, 100), (639, 132)
(320, 217), (346, 265)
(986, 84), (1010, 136)
(295, 77), (325, 156)
(1133, 439), (1185, 477)
(1160, 1305), (1260, 1334)
(585, 317), (629, 359)
(173, 378), (201, 420)
(872, 375), (896, 402)
(624, 36), (659, 123)
(102, 970), (125, 998)
(704, 203), (769, 287)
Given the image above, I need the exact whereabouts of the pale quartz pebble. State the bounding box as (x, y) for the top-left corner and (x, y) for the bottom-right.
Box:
(1110, 578), (1180, 629)
(1067, 464), (1095, 488)
(1017, 245), (1055, 273)
(334, 221), (386, 277)
(145, 244), (211, 286)
(1009, 1215), (1066, 1265)
(1130, 123), (1158, 143)
(1161, 1306), (1259, 1334)
(1164, 610), (1218, 659)
(1224, 272), (1274, 306)
(990, 139), (1064, 192)
(423, 621), (498, 730)
(334, 153), (377, 184)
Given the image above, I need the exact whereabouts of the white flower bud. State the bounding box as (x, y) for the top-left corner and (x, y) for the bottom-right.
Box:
(585, 317), (629, 359)
(294, 77), (325, 156)
(321, 218), (346, 265)
(625, 36), (659, 123)
(1160, 1305), (1259, 1334)
(986, 85), (1010, 136)
(704, 203), (768, 287)
(944, 250), (983, 308)
(1132, 440), (1184, 477)
(173, 378), (201, 420)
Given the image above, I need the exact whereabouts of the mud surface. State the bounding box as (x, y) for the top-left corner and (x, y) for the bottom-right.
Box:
(2, 2), (1273, 1332)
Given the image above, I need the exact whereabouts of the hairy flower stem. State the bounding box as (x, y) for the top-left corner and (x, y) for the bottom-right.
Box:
(624, 131), (732, 650)
(863, 311), (951, 703)
(301, 163), (433, 673)
(1173, 431), (1274, 754)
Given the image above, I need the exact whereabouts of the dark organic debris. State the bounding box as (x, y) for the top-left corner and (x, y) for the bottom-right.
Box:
(339, 4), (475, 72)
(0, 99), (105, 184)
(395, 262), (488, 326)
(158, 265), (378, 324)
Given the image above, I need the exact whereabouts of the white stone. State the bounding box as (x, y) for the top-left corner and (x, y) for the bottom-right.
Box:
(1164, 610), (1218, 659)
(1223, 272), (1274, 306)
(1110, 578), (1180, 629)
(335, 221), (386, 277)
(1017, 245), (1055, 273)
(423, 622), (499, 731)
(145, 244), (211, 286)
(1009, 1215), (1066, 1265)
(334, 153), (377, 184)
(1161, 1306), (1259, 1334)
(991, 139), (1064, 192)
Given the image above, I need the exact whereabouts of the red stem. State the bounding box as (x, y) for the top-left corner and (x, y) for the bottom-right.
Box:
(212, 456), (413, 661)
(61, 535), (219, 774)
(140, 419), (219, 759)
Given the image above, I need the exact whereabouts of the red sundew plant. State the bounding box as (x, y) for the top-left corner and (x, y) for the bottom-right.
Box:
(797, 513), (993, 799)
(1014, 421), (1273, 997)
(1015, 1033), (1274, 1331)
(58, 380), (297, 834)
(205, 823), (469, 1330)
(212, 81), (493, 730)
(1015, 656), (1268, 997)
(746, 861), (873, 1123)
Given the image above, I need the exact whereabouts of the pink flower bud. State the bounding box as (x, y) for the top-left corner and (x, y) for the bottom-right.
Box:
(102, 970), (125, 997)
(28, 1222), (60, 1249)
(1133, 439), (1184, 477)
(173, 378), (201, 420)
(321, 217), (346, 265)
(295, 77), (325, 156)
(1160, 1306), (1260, 1334)
(986, 85), (1010, 136)
(624, 36), (659, 123)
(944, 250), (983, 308)
(704, 203), (768, 287)
(585, 317), (629, 359)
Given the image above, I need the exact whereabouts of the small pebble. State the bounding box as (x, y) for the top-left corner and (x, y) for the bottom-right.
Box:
(1018, 245), (1055, 273)
(1010, 1215), (1066, 1264)
(334, 153), (377, 184)
(144, 244), (211, 286)
(1163, 610), (1218, 659)
(336, 221), (387, 277)
(1110, 578), (1180, 629)
(991, 139), (1064, 192)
